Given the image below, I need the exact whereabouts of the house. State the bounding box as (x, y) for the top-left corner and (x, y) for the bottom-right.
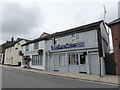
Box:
(4, 38), (29, 66)
(21, 32), (50, 70)
(22, 20), (109, 76)
(0, 39), (13, 64)
(46, 20), (109, 76)
(108, 18), (120, 75)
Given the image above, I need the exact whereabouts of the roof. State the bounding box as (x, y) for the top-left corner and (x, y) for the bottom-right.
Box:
(22, 20), (103, 46)
(50, 20), (103, 38)
(21, 33), (50, 46)
(0, 41), (13, 53)
(6, 38), (30, 48)
(108, 18), (120, 26)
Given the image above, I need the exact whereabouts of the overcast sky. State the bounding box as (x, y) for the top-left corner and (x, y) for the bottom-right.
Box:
(0, 0), (119, 50)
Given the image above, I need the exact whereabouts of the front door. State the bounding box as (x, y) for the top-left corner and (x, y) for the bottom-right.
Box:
(79, 53), (87, 73)
(89, 52), (100, 75)
(54, 54), (59, 71)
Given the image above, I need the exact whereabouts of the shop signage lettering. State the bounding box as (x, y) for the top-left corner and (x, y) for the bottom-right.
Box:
(51, 42), (84, 50)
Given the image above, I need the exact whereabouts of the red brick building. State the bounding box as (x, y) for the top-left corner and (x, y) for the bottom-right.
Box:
(109, 18), (120, 75)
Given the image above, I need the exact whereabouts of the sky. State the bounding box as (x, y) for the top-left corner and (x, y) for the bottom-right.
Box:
(0, 0), (119, 50)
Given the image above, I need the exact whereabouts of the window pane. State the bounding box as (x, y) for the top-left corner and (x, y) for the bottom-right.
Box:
(40, 55), (43, 66)
(25, 45), (29, 51)
(38, 56), (40, 65)
(32, 56), (34, 65)
(34, 42), (39, 50)
(80, 55), (86, 64)
(69, 54), (78, 65)
(68, 54), (71, 65)
(60, 54), (65, 66)
(75, 54), (79, 65)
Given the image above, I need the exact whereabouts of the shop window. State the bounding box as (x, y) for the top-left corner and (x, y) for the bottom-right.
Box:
(32, 55), (43, 66)
(69, 54), (79, 65)
(80, 55), (86, 64)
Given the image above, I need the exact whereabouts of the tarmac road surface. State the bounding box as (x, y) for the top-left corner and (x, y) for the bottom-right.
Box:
(2, 67), (118, 88)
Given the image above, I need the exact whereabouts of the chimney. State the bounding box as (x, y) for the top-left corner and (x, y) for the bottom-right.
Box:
(11, 37), (14, 42)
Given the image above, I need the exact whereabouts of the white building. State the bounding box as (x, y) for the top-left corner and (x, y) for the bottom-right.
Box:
(21, 33), (49, 70)
(22, 21), (109, 76)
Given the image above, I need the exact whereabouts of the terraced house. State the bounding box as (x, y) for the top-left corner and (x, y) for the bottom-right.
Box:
(0, 40), (13, 64)
(22, 20), (110, 76)
(4, 38), (29, 66)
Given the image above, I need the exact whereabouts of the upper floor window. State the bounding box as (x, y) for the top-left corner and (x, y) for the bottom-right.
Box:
(15, 48), (18, 50)
(34, 42), (39, 50)
(9, 48), (11, 52)
(52, 38), (58, 45)
(76, 33), (79, 40)
(25, 45), (29, 51)
(71, 33), (80, 42)
(7, 48), (9, 52)
(17, 43), (20, 45)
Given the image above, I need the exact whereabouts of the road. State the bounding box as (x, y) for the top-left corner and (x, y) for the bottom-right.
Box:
(2, 67), (118, 88)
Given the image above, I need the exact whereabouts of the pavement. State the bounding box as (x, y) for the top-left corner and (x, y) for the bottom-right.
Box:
(1, 65), (120, 86)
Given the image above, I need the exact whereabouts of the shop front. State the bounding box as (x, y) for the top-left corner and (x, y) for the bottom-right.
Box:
(49, 47), (100, 75)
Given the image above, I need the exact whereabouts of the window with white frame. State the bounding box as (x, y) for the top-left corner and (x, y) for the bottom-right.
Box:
(71, 34), (76, 42)
(7, 49), (9, 52)
(52, 38), (58, 45)
(71, 33), (80, 42)
(34, 42), (39, 50)
(32, 55), (43, 66)
(59, 54), (65, 66)
(76, 33), (80, 40)
(25, 45), (29, 51)
(69, 53), (79, 65)
(9, 48), (11, 52)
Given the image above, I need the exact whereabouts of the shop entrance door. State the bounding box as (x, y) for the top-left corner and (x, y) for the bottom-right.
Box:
(79, 53), (87, 73)
(54, 54), (59, 71)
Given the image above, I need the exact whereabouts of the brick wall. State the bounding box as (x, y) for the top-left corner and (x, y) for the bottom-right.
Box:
(111, 23), (120, 75)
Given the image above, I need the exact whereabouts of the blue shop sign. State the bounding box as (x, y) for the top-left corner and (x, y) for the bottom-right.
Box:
(51, 42), (84, 50)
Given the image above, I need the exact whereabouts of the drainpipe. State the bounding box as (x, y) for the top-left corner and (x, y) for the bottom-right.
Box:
(97, 27), (103, 77)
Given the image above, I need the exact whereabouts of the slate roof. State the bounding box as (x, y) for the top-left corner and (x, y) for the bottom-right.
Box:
(6, 38), (30, 48)
(0, 41), (13, 53)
